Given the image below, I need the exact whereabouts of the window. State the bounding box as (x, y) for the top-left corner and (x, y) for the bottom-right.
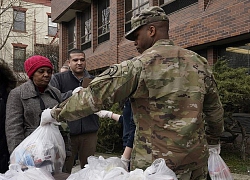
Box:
(125, 0), (149, 33)
(160, 0), (198, 14)
(48, 16), (57, 36)
(81, 6), (91, 50)
(159, 0), (176, 5)
(13, 8), (26, 32)
(98, 0), (110, 44)
(218, 42), (250, 69)
(68, 18), (76, 52)
(13, 46), (26, 72)
(195, 49), (207, 59)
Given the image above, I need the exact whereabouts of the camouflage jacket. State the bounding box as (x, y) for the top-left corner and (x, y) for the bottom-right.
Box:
(52, 39), (224, 174)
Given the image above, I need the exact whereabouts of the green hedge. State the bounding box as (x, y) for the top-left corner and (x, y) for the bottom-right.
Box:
(96, 103), (123, 153)
(213, 59), (250, 114)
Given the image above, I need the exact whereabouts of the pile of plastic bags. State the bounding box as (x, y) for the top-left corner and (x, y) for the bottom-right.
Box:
(67, 156), (177, 180)
(0, 116), (233, 180)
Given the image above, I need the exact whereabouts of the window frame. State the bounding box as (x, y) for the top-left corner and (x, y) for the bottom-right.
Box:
(12, 45), (26, 72)
(125, 0), (149, 33)
(13, 7), (27, 32)
(97, 0), (110, 44)
(68, 18), (76, 52)
(81, 6), (92, 50)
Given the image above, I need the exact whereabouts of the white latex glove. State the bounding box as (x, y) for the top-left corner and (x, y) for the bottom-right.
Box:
(40, 108), (61, 126)
(72, 86), (83, 95)
(95, 110), (113, 118)
(121, 155), (130, 171)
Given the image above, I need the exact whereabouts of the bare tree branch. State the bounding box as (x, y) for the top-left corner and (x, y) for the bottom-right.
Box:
(0, 0), (22, 50)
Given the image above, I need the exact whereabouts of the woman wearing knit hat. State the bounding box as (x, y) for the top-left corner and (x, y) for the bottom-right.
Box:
(5, 55), (63, 154)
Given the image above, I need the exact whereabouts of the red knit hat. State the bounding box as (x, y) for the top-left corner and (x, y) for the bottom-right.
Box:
(24, 55), (53, 78)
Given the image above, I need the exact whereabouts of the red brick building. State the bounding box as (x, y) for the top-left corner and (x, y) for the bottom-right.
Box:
(51, 0), (250, 74)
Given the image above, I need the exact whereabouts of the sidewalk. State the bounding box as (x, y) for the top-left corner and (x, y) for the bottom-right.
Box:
(231, 173), (249, 180)
(72, 164), (81, 174)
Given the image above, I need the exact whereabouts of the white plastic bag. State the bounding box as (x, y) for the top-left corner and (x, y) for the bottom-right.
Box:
(0, 169), (17, 180)
(87, 156), (127, 172)
(208, 145), (233, 180)
(144, 158), (177, 180)
(0, 164), (55, 180)
(67, 156), (128, 180)
(10, 123), (66, 175)
(67, 156), (177, 180)
(67, 167), (103, 180)
(127, 169), (144, 179)
(103, 167), (128, 180)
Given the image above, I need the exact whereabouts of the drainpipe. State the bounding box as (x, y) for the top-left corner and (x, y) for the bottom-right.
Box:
(33, 9), (36, 54)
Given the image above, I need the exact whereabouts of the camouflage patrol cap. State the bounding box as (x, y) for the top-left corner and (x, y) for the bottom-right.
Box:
(125, 6), (169, 41)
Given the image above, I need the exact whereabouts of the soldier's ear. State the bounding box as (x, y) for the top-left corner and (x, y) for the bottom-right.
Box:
(147, 25), (156, 37)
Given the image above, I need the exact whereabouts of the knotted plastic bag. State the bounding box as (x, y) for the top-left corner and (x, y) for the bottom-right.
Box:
(10, 123), (66, 175)
(208, 144), (233, 180)
(144, 158), (177, 180)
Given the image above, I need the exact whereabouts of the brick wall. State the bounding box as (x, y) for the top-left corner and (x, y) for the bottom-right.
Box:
(58, 23), (68, 68)
(23, 0), (51, 7)
(169, 0), (250, 48)
(76, 12), (81, 49)
(207, 47), (218, 65)
(54, 0), (250, 70)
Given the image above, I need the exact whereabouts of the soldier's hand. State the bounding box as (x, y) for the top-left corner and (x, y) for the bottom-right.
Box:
(72, 86), (83, 95)
(40, 108), (61, 126)
(95, 110), (113, 118)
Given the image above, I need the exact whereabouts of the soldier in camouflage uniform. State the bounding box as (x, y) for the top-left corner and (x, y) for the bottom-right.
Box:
(49, 6), (224, 179)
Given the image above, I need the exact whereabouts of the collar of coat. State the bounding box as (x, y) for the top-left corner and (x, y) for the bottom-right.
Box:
(20, 79), (55, 100)
(69, 69), (94, 81)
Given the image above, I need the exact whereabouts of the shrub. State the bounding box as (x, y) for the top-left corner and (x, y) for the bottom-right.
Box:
(213, 59), (250, 114)
(96, 103), (123, 153)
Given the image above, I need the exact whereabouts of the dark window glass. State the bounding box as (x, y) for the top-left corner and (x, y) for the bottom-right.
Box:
(218, 43), (250, 69)
(81, 6), (91, 50)
(161, 0), (198, 14)
(195, 49), (207, 59)
(98, 0), (110, 44)
(13, 10), (26, 32)
(13, 47), (26, 72)
(159, 0), (176, 5)
(125, 0), (149, 33)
